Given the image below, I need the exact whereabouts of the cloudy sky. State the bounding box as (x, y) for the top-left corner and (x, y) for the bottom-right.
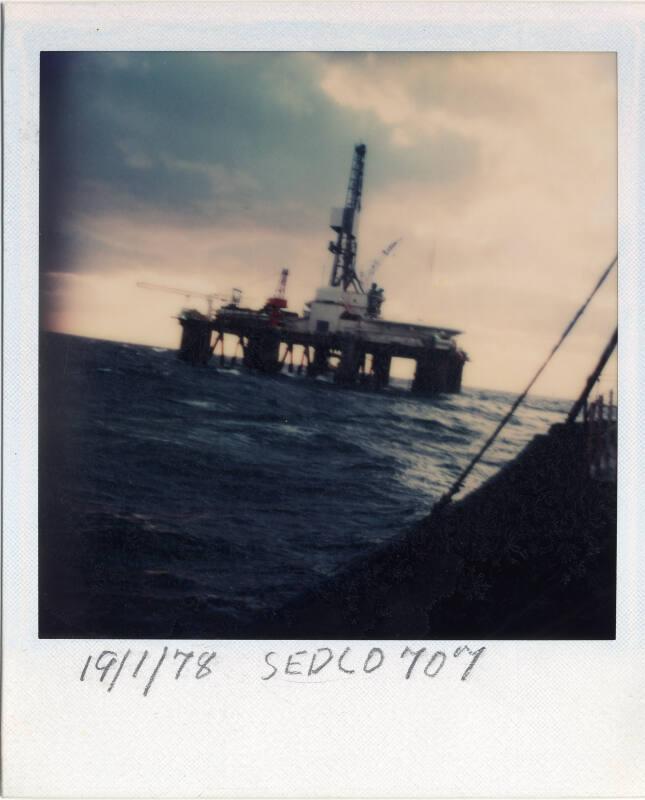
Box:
(40, 51), (617, 397)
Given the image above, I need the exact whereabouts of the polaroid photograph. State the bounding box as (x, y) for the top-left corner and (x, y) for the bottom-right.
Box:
(3, 2), (644, 798)
(39, 48), (618, 642)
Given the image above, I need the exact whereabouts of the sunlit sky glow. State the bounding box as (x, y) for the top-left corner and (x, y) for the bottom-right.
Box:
(40, 51), (617, 398)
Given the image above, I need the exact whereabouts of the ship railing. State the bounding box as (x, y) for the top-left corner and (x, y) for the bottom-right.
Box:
(584, 391), (617, 483)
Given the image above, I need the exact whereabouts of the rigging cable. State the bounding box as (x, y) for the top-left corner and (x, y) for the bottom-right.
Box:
(434, 253), (618, 509)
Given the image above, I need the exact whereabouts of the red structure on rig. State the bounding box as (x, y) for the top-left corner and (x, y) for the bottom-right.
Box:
(265, 268), (289, 326)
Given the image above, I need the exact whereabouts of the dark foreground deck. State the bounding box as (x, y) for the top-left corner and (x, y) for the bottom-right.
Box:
(158, 421), (616, 639)
(249, 422), (615, 640)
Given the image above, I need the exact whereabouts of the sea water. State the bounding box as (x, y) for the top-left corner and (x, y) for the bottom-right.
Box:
(39, 332), (570, 636)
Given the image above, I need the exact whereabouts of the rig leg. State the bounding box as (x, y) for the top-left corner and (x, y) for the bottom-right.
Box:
(243, 330), (282, 374)
(297, 346), (307, 375)
(308, 346), (329, 377)
(412, 348), (452, 394)
(230, 337), (242, 367)
(335, 340), (363, 387)
(279, 343), (294, 373)
(446, 355), (465, 393)
(213, 332), (226, 366)
(178, 318), (214, 366)
(372, 351), (392, 390)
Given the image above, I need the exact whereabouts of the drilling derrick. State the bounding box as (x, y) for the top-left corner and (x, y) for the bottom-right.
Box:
(328, 143), (367, 292)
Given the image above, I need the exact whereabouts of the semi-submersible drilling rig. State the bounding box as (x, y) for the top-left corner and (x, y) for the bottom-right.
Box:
(177, 143), (468, 394)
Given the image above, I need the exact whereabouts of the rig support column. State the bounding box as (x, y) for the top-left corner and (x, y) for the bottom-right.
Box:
(243, 330), (282, 374)
(178, 317), (213, 366)
(446, 354), (465, 393)
(372, 351), (392, 390)
(413, 347), (449, 394)
(335, 340), (363, 387)
(308, 346), (329, 378)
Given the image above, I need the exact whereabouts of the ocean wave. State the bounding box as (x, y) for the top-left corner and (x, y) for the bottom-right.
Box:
(41, 332), (571, 632)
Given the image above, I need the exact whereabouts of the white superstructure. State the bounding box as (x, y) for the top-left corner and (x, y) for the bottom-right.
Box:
(303, 286), (372, 334)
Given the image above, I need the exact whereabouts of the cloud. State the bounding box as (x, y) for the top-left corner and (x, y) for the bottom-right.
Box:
(40, 52), (478, 273)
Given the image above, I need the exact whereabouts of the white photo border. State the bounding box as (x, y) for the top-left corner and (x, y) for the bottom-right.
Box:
(3, 2), (644, 797)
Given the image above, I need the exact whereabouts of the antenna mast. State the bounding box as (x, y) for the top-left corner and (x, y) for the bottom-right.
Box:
(328, 143), (367, 292)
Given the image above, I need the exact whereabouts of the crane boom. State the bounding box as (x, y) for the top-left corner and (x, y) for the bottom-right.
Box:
(136, 282), (226, 300)
(362, 237), (402, 285)
(137, 282), (228, 317)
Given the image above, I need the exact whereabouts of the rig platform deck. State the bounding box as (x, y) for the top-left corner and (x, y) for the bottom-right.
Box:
(178, 309), (467, 394)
